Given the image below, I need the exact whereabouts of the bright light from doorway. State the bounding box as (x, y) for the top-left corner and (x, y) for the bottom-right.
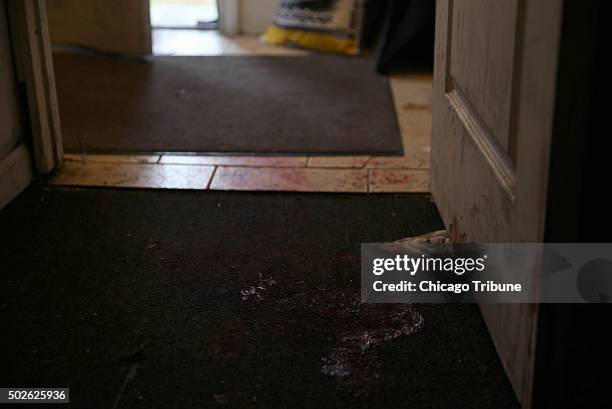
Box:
(150, 0), (219, 29)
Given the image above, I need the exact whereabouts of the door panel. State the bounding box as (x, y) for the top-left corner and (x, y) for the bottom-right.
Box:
(45, 0), (151, 55)
(0, 0), (33, 210)
(431, 0), (563, 407)
(0, 0), (21, 159)
(450, 0), (518, 151)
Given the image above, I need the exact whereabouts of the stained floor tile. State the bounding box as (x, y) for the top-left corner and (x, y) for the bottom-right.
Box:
(153, 31), (308, 57)
(221, 36), (310, 56)
(368, 169), (430, 193)
(307, 156), (370, 168)
(210, 167), (368, 192)
(49, 162), (214, 190)
(390, 75), (433, 109)
(63, 153), (161, 164)
(397, 110), (432, 141)
(394, 110), (432, 170)
(159, 155), (307, 167)
(366, 154), (429, 170)
(56, 73), (433, 193)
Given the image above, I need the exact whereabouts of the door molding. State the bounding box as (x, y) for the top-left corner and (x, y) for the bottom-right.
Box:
(446, 84), (517, 200)
(8, 0), (62, 174)
(0, 145), (33, 210)
(218, 0), (240, 36)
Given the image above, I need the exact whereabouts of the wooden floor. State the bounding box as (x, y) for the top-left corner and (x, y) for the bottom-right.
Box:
(50, 33), (432, 193)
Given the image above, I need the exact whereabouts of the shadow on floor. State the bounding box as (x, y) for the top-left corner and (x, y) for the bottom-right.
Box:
(0, 186), (518, 408)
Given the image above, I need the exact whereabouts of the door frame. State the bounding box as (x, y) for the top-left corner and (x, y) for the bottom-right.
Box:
(7, 0), (62, 174)
(218, 0), (240, 36)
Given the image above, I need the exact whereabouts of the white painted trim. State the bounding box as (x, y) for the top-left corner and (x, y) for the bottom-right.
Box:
(218, 0), (240, 36)
(239, 0), (278, 35)
(140, 0), (153, 54)
(0, 145), (33, 211)
(7, 0), (62, 174)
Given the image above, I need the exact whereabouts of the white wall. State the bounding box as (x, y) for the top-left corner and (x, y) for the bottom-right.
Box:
(218, 0), (279, 36)
(239, 0), (279, 35)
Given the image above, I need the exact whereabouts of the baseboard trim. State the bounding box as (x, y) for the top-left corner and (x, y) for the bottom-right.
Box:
(0, 144), (33, 211)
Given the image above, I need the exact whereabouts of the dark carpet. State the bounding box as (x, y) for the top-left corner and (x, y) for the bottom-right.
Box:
(0, 187), (518, 409)
(54, 55), (403, 155)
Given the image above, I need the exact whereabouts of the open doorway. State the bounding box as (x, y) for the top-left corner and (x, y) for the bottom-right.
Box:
(45, 0), (432, 192)
(150, 0), (218, 29)
(150, 0), (223, 55)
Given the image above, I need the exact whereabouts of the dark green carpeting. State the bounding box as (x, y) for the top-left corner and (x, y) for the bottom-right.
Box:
(0, 187), (518, 409)
(55, 55), (403, 155)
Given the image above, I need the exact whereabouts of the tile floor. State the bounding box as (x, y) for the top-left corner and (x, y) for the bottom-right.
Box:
(152, 31), (309, 57)
(50, 33), (432, 193)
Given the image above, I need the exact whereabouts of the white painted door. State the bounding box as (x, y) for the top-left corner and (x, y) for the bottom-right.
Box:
(8, 0), (63, 173)
(430, 0), (563, 407)
(0, 0), (33, 210)
(2, 0), (65, 210)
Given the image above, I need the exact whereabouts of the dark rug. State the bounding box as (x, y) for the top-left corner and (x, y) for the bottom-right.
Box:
(54, 54), (403, 155)
(0, 187), (518, 409)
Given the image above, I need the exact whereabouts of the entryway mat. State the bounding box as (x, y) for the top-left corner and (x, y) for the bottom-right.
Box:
(54, 54), (404, 155)
(1, 187), (518, 408)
